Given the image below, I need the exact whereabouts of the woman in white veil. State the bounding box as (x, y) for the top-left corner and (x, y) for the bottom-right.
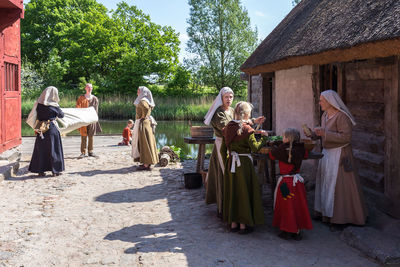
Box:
(28, 86), (65, 177)
(305, 90), (367, 230)
(131, 86), (158, 170)
(204, 87), (235, 217)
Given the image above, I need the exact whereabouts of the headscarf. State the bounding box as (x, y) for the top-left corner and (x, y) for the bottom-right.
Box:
(134, 86), (155, 108)
(204, 87), (234, 125)
(321, 90), (356, 126)
(37, 86), (60, 107)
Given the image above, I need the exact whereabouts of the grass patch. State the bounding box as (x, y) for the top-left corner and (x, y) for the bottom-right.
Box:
(21, 94), (246, 120)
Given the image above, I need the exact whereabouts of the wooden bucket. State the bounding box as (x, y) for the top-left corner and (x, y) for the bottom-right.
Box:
(190, 126), (214, 138)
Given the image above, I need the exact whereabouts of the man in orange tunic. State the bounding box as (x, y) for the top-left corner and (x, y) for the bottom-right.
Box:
(76, 83), (102, 158)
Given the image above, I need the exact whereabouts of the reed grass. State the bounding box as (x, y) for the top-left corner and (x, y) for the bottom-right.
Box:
(21, 94), (246, 121)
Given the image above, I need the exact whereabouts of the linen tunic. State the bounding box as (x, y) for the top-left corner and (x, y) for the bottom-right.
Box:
(221, 131), (266, 226)
(29, 104), (65, 174)
(136, 100), (159, 165)
(205, 106), (234, 213)
(76, 95), (102, 136)
(315, 111), (367, 225)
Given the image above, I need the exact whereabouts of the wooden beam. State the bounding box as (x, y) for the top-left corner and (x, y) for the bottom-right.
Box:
(384, 57), (400, 204)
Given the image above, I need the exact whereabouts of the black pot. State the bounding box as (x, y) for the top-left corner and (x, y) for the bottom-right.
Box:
(184, 173), (202, 189)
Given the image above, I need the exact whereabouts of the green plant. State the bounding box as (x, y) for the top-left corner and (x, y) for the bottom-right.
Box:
(169, 145), (193, 160)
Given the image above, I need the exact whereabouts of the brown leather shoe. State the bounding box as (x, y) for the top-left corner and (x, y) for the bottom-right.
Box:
(137, 165), (151, 171)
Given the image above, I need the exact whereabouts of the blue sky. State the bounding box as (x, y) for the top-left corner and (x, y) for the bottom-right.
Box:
(25, 0), (295, 60)
(96, 0), (295, 60)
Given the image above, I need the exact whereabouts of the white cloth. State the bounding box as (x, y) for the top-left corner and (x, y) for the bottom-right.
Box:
(27, 106), (98, 136)
(26, 86), (60, 128)
(321, 90), (356, 126)
(134, 86), (155, 108)
(131, 119), (141, 159)
(37, 86), (60, 107)
(149, 115), (157, 134)
(273, 174), (305, 209)
(230, 151), (252, 173)
(314, 144), (348, 217)
(204, 87), (234, 125)
(26, 101), (39, 129)
(57, 107), (98, 135)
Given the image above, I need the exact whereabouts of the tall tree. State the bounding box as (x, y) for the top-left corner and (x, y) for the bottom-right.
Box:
(22, 0), (180, 93)
(186, 0), (258, 94)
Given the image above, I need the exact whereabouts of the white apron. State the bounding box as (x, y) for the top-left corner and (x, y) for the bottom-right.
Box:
(314, 144), (348, 217)
(131, 119), (141, 159)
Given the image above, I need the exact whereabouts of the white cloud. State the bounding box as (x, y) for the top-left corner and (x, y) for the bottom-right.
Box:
(255, 11), (265, 17)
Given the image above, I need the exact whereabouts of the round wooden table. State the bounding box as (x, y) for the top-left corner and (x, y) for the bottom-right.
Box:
(183, 137), (215, 173)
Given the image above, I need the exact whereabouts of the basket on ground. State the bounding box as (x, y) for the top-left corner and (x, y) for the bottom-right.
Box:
(184, 173), (203, 189)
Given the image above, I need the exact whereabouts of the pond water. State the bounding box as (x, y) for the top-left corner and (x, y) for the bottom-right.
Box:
(21, 120), (213, 158)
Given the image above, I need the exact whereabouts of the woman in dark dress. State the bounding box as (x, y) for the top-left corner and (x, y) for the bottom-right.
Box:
(28, 86), (65, 177)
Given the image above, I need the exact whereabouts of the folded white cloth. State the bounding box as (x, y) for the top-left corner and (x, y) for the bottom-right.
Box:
(57, 107), (99, 135)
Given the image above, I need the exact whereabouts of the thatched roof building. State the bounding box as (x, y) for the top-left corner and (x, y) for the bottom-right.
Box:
(241, 0), (400, 218)
(241, 0), (400, 74)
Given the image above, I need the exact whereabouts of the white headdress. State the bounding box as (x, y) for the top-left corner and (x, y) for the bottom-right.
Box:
(37, 86), (60, 107)
(134, 86), (155, 108)
(204, 87), (234, 125)
(321, 90), (356, 125)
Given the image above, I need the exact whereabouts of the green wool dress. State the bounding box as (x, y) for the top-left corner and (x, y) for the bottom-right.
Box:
(205, 106), (234, 214)
(221, 133), (267, 226)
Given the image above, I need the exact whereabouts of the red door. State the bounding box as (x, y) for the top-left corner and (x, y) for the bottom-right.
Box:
(0, 16), (22, 153)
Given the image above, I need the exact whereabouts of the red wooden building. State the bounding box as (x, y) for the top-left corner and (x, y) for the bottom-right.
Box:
(0, 0), (24, 154)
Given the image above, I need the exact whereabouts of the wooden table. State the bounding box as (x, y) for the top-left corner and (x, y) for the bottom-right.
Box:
(253, 149), (323, 202)
(184, 137), (215, 173)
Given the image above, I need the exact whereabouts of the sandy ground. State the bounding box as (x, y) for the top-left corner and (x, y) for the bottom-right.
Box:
(0, 136), (378, 267)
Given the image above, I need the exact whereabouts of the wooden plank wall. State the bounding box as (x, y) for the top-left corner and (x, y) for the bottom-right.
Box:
(344, 59), (388, 192)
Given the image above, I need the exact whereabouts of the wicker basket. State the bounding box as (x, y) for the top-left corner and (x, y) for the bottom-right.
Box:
(190, 126), (214, 138)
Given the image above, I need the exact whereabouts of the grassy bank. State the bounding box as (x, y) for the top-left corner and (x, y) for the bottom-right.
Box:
(21, 94), (246, 121)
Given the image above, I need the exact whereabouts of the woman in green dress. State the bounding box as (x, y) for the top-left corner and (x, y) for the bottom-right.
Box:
(131, 86), (158, 171)
(204, 87), (235, 216)
(221, 101), (268, 234)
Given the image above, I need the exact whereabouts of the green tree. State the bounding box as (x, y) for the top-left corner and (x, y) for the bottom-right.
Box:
(22, 0), (180, 94)
(186, 0), (258, 94)
(166, 65), (191, 95)
(21, 59), (44, 99)
(108, 2), (180, 93)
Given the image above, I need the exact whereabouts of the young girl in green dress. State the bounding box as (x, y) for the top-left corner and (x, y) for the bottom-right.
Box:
(221, 101), (269, 234)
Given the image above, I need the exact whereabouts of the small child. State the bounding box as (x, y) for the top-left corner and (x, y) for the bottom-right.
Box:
(269, 128), (312, 240)
(119, 119), (134, 146)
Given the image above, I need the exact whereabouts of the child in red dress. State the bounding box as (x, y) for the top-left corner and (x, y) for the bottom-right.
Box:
(119, 119), (133, 146)
(269, 128), (312, 240)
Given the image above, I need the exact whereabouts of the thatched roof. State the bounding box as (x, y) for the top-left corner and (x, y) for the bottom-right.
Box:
(241, 0), (400, 73)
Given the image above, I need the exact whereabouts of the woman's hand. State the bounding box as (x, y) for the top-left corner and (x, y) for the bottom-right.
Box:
(260, 130), (269, 136)
(314, 127), (325, 137)
(254, 116), (266, 125)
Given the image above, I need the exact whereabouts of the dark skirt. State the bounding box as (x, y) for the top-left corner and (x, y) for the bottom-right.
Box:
(29, 123), (65, 174)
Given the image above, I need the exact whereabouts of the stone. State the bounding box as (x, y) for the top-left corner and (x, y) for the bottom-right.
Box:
(341, 226), (400, 265)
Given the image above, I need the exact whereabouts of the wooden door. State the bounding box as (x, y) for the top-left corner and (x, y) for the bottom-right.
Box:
(0, 19), (21, 153)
